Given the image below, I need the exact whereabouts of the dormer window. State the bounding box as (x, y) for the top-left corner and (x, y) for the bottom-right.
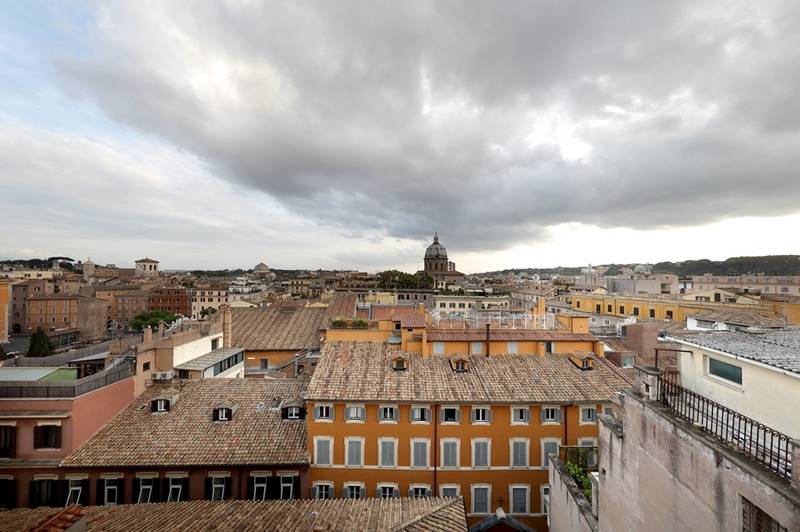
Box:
(151, 399), (170, 413)
(282, 404), (305, 420)
(450, 358), (469, 373)
(582, 358), (591, 370)
(214, 407), (233, 421)
(392, 356), (408, 371)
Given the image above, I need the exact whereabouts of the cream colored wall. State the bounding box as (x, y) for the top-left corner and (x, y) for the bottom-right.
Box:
(172, 332), (223, 367)
(677, 345), (800, 439)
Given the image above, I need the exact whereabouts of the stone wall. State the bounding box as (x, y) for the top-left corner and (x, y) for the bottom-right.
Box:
(548, 457), (597, 532)
(597, 389), (800, 532)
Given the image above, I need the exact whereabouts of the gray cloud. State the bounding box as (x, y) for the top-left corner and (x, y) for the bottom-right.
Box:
(53, 0), (800, 253)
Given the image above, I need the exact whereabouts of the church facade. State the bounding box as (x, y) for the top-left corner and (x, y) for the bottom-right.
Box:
(421, 233), (465, 289)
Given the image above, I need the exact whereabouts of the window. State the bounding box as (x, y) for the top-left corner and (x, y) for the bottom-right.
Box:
(580, 406), (597, 424)
(666, 310), (673, 320)
(346, 438), (363, 467)
(286, 406), (302, 419)
(211, 338), (220, 350)
(0, 426), (16, 458)
(412, 439), (429, 468)
(619, 306), (625, 314)
(379, 405), (397, 423)
(633, 307), (639, 316)
(649, 309), (655, 318)
(142, 361), (150, 371)
(411, 406), (430, 423)
(576, 301), (581, 308)
(470, 341), (484, 355)
(511, 406), (530, 425)
(441, 485), (460, 498)
(153, 399), (169, 413)
(622, 355), (634, 368)
(211, 476), (226, 501)
(167, 477), (185, 502)
(314, 404), (332, 421)
(103, 479), (120, 505)
(607, 304), (612, 312)
(541, 485), (550, 514)
(379, 438), (397, 467)
(280, 476), (294, 499)
(314, 437), (332, 466)
(541, 406), (561, 424)
(260, 359), (269, 369)
(595, 304), (601, 313)
(507, 341), (518, 353)
(312, 482), (332, 499)
(432, 342), (445, 354)
(441, 406), (460, 423)
(252, 476), (268, 501)
(410, 485), (431, 497)
(579, 438), (598, 467)
(541, 439), (560, 467)
(344, 483), (365, 499)
(178, 369), (190, 380)
(741, 495), (789, 532)
(452, 359), (468, 372)
(378, 484), (399, 498)
(441, 439), (459, 468)
(708, 357), (743, 385)
(33, 425), (61, 449)
(137, 477), (154, 503)
(345, 405), (365, 422)
(216, 408), (230, 421)
(65, 479), (84, 506)
(511, 439), (529, 468)
(472, 439), (490, 468)
(510, 485), (529, 514)
(471, 406), (491, 424)
(471, 485), (490, 514)
(545, 341), (553, 353)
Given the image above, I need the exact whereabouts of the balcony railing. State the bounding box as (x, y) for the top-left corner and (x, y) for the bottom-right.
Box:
(657, 373), (792, 481)
(0, 360), (135, 399)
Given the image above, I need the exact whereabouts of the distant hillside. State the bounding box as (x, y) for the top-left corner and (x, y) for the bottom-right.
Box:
(651, 255), (800, 276)
(477, 255), (800, 278)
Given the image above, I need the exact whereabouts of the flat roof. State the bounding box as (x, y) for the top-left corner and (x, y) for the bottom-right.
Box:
(174, 347), (244, 371)
(0, 367), (62, 381)
(71, 351), (110, 363)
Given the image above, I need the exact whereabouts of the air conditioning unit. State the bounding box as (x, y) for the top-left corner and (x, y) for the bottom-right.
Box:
(163, 370), (174, 380)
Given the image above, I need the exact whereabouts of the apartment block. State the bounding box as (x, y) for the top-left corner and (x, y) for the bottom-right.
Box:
(304, 341), (629, 531)
(25, 294), (107, 342)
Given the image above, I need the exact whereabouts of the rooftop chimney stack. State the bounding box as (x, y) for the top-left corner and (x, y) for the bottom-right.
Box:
(222, 304), (232, 349)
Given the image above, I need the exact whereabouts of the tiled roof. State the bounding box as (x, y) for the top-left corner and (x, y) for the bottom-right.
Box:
(425, 329), (596, 342)
(600, 338), (633, 353)
(667, 328), (800, 375)
(326, 292), (359, 320)
(61, 379), (308, 468)
(231, 306), (326, 351)
(307, 342), (628, 404)
(173, 347), (244, 371)
(370, 305), (417, 321)
(689, 309), (786, 328)
(0, 498), (467, 532)
(400, 313), (427, 328)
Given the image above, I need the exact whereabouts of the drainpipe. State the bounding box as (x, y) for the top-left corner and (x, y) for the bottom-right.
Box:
(433, 404), (439, 495)
(222, 304), (232, 349)
(563, 405), (569, 445)
(485, 323), (490, 357)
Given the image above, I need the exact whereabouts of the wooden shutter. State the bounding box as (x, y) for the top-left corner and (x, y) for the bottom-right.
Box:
(281, 408), (288, 420)
(33, 426), (42, 449)
(299, 407), (307, 419)
(53, 426), (62, 449)
(291, 477), (300, 499)
(246, 476), (255, 500)
(266, 477), (280, 500)
(132, 479), (141, 503)
(30, 480), (41, 508)
(160, 478), (169, 503)
(224, 477), (232, 500)
(79, 479), (90, 506)
(96, 479), (104, 505)
(204, 478), (212, 500)
(116, 478), (125, 504)
(212, 409), (219, 421)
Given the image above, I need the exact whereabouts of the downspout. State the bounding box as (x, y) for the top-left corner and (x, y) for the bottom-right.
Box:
(563, 405), (568, 445)
(433, 404), (439, 494)
(485, 323), (490, 357)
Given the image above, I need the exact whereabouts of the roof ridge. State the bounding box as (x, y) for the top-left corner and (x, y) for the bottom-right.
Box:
(389, 497), (462, 531)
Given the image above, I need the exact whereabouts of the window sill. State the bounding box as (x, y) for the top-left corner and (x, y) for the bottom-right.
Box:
(314, 419), (333, 423)
(34, 448), (61, 451)
(510, 422), (530, 426)
(471, 422), (490, 426)
(578, 421), (597, 426)
(704, 374), (744, 392)
(411, 421), (431, 425)
(541, 421), (561, 426)
(345, 420), (365, 424)
(440, 422), (460, 426)
(378, 421), (398, 425)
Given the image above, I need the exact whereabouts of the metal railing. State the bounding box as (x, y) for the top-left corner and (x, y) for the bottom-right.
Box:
(0, 361), (135, 399)
(657, 374), (793, 481)
(3, 335), (142, 367)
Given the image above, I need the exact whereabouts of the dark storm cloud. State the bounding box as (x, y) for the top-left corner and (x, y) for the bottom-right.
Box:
(54, 0), (800, 252)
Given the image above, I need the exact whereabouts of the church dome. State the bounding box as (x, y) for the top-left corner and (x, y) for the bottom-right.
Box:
(425, 233), (448, 259)
(254, 262), (270, 272)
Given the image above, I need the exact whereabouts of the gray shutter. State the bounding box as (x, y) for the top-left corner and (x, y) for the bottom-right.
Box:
(455, 408), (461, 423)
(359, 486), (365, 498)
(313, 406), (320, 420)
(487, 408), (493, 423)
(311, 485), (318, 498)
(523, 408), (531, 423)
(513, 441), (525, 466)
(392, 487), (400, 497)
(555, 407), (562, 423)
(381, 441), (393, 466)
(317, 439), (330, 465)
(539, 407), (547, 424)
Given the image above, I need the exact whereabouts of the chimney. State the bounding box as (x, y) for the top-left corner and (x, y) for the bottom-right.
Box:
(222, 304), (232, 349)
(485, 323), (491, 357)
(143, 326), (153, 344)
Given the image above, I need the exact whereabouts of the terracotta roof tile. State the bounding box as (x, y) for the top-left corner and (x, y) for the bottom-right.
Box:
(307, 342), (628, 404)
(61, 379), (308, 468)
(326, 292), (359, 320)
(425, 329), (596, 342)
(0, 498), (467, 532)
(232, 306), (326, 351)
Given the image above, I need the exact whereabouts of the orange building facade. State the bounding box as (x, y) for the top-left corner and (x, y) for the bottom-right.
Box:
(0, 280), (9, 344)
(305, 342), (630, 531)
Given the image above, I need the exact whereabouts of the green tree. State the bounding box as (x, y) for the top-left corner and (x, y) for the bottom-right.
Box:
(200, 307), (218, 318)
(130, 311), (178, 332)
(27, 327), (55, 357)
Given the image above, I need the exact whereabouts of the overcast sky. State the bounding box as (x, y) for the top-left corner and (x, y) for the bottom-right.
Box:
(2, 1), (800, 273)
